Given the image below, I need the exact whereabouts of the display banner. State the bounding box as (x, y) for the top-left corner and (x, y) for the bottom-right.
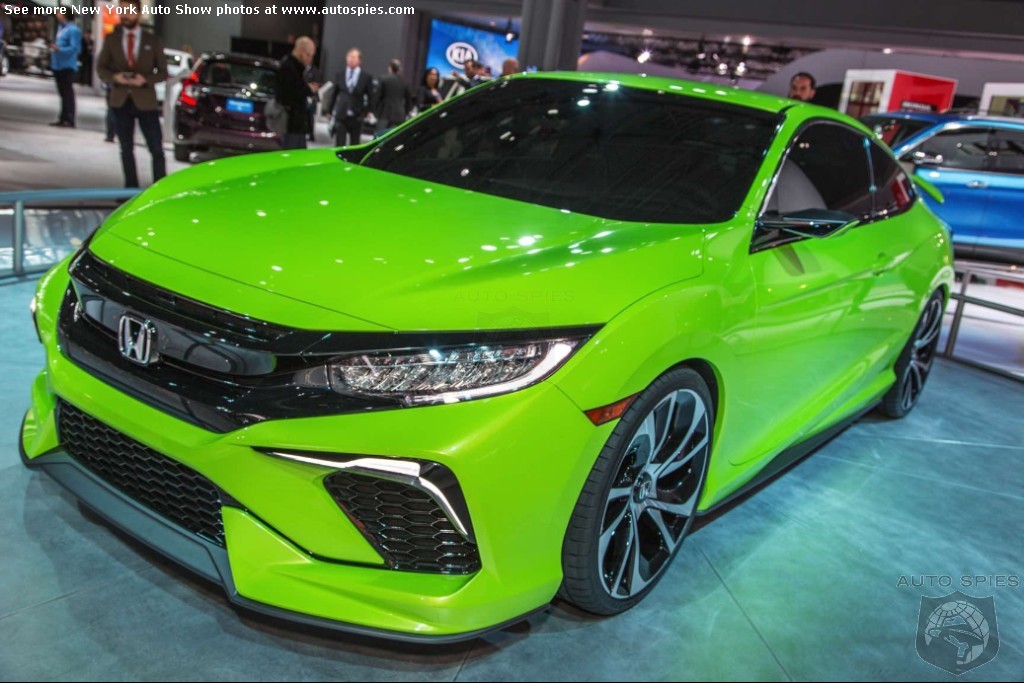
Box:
(425, 18), (518, 78)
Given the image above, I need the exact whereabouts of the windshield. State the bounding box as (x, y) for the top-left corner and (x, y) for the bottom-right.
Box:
(200, 60), (277, 95)
(361, 78), (782, 223)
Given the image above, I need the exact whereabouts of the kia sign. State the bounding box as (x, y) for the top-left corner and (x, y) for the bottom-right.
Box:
(445, 42), (479, 70)
(426, 19), (519, 77)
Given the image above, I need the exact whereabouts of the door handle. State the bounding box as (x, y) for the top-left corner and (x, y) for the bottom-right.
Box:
(967, 180), (988, 189)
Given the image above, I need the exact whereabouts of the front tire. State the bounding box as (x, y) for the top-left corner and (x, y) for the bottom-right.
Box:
(881, 290), (944, 418)
(559, 367), (714, 615)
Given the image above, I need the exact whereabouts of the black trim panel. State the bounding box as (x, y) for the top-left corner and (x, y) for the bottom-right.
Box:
(60, 251), (600, 432)
(70, 250), (601, 356)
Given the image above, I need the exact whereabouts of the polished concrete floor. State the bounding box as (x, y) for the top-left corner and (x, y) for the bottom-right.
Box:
(0, 275), (1022, 681)
(0, 74), (336, 192)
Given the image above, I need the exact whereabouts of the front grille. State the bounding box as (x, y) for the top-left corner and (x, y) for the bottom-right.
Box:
(58, 400), (225, 546)
(324, 472), (481, 575)
(60, 251), (599, 433)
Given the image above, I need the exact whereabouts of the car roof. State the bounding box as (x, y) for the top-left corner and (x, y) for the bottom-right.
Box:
(863, 110), (1024, 129)
(199, 52), (279, 68)
(518, 71), (817, 115)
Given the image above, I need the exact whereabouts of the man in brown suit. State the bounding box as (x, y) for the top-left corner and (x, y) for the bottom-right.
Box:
(97, 0), (167, 187)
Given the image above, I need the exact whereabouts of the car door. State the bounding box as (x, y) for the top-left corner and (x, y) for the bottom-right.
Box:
(738, 121), (883, 466)
(978, 127), (1024, 257)
(900, 126), (994, 251)
(863, 139), (930, 367)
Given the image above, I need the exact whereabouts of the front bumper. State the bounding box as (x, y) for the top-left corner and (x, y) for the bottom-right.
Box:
(19, 443), (545, 643)
(23, 265), (615, 640)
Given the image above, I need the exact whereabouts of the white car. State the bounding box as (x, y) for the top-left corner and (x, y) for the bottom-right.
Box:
(156, 48), (193, 104)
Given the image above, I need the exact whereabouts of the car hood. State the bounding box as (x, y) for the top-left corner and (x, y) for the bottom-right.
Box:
(90, 149), (706, 331)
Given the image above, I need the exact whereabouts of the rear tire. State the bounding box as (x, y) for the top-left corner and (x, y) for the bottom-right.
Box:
(173, 145), (190, 163)
(881, 290), (944, 418)
(559, 367), (714, 615)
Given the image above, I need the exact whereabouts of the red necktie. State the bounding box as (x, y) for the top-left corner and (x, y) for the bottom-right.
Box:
(127, 32), (135, 69)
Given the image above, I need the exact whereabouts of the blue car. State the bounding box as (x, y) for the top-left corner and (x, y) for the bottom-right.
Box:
(863, 112), (1024, 264)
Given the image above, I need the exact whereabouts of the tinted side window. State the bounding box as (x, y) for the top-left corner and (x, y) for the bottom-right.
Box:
(989, 130), (1024, 175)
(869, 142), (915, 217)
(912, 129), (991, 171)
(765, 123), (873, 219)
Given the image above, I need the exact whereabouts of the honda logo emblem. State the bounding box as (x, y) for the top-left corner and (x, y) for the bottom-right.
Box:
(118, 314), (157, 366)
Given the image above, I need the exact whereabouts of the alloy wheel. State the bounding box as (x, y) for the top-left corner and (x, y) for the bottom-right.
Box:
(597, 389), (710, 599)
(900, 296), (943, 412)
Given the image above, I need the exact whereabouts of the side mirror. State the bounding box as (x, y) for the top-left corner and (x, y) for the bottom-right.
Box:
(757, 208), (861, 239)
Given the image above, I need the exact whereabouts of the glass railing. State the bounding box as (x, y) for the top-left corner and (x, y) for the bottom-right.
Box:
(940, 260), (1024, 381)
(0, 188), (140, 277)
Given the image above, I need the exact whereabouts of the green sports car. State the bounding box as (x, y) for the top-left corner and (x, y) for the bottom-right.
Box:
(21, 72), (954, 641)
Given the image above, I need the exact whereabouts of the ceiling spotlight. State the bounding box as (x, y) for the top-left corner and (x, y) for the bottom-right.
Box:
(504, 19), (516, 43)
(883, 47), (893, 54)
(637, 49), (652, 64)
(735, 61), (747, 76)
(717, 61), (729, 74)
(742, 35), (752, 47)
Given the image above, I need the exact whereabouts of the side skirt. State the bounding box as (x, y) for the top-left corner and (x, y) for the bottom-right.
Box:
(698, 401), (879, 516)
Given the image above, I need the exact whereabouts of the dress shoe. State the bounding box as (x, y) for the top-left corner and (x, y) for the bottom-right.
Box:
(48, 121), (68, 127)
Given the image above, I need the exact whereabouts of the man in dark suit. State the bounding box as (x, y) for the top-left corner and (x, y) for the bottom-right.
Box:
(275, 36), (319, 150)
(96, 0), (167, 188)
(376, 59), (412, 133)
(327, 47), (373, 147)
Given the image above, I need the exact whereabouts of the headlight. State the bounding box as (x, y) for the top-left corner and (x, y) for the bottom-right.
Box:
(328, 338), (584, 405)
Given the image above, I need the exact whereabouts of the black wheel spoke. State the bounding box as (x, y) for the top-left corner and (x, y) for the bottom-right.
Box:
(610, 513), (638, 596)
(656, 434), (708, 480)
(599, 502), (630, 563)
(645, 507), (679, 554)
(648, 494), (698, 517)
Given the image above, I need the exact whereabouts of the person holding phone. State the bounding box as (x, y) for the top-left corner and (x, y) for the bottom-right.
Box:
(96, 0), (168, 187)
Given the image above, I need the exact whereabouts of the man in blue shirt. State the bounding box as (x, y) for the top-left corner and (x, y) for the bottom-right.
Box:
(49, 11), (82, 127)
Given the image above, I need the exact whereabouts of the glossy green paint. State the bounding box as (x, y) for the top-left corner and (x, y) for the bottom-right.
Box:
(24, 72), (954, 638)
(89, 150), (706, 332)
(911, 174), (945, 204)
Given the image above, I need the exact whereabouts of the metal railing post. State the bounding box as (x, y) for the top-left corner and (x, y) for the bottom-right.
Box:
(1, 188), (140, 279)
(943, 268), (972, 357)
(12, 199), (25, 277)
